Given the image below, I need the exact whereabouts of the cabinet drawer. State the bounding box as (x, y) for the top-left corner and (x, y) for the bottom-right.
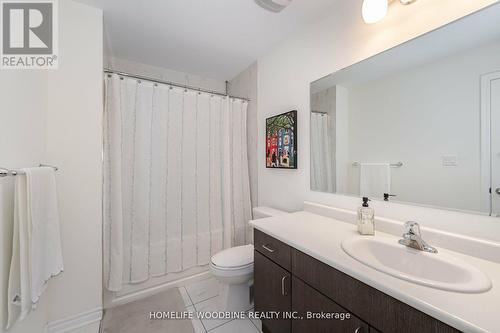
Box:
(292, 249), (461, 333)
(292, 277), (369, 333)
(254, 229), (291, 270)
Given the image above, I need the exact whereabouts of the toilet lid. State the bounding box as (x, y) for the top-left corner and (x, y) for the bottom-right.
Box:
(211, 245), (254, 269)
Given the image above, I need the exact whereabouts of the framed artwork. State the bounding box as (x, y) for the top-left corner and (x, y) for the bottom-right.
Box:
(266, 110), (297, 169)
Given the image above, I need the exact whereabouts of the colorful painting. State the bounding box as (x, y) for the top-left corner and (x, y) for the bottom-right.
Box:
(266, 110), (297, 169)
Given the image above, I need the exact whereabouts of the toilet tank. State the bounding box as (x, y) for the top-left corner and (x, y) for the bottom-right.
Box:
(252, 206), (287, 219)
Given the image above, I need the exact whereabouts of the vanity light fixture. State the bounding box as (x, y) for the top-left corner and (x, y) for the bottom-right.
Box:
(362, 0), (418, 24)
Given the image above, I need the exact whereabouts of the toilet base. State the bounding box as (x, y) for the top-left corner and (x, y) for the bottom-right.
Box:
(216, 280), (253, 312)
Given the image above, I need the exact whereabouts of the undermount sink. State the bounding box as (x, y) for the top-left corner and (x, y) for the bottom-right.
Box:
(341, 236), (492, 293)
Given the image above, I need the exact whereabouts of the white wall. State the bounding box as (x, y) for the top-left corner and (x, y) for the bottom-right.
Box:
(257, 0), (500, 240)
(0, 72), (50, 333)
(229, 62), (259, 208)
(344, 40), (500, 213)
(46, 0), (103, 327)
(0, 1), (103, 332)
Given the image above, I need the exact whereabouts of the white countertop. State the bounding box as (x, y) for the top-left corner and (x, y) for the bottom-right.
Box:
(250, 211), (500, 333)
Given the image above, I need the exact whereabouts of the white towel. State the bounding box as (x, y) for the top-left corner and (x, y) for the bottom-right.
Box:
(26, 167), (64, 304)
(6, 167), (63, 329)
(7, 175), (31, 328)
(359, 163), (391, 199)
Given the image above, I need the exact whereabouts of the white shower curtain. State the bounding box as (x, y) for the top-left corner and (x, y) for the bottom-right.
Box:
(310, 113), (335, 193)
(103, 74), (252, 291)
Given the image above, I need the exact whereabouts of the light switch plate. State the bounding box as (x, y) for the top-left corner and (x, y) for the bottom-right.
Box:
(442, 155), (458, 167)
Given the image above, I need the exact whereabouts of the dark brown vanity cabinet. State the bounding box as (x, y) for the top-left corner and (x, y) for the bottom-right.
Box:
(254, 230), (462, 333)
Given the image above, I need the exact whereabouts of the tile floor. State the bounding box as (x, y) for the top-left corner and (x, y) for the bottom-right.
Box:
(179, 277), (262, 333)
(101, 288), (196, 333)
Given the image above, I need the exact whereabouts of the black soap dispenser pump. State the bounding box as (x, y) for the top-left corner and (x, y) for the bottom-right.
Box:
(357, 197), (375, 235)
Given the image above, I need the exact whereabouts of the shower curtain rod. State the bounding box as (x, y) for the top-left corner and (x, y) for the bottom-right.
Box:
(103, 69), (250, 102)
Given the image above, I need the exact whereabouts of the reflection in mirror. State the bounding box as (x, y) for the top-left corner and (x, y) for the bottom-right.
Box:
(311, 90), (336, 193)
(310, 5), (500, 215)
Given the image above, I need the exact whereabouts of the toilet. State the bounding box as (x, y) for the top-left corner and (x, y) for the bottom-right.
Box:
(209, 206), (286, 311)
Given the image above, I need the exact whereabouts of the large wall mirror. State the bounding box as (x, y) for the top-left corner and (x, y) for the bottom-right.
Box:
(310, 4), (500, 216)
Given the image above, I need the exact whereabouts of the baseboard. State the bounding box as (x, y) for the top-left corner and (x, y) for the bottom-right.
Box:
(105, 270), (212, 308)
(46, 308), (103, 333)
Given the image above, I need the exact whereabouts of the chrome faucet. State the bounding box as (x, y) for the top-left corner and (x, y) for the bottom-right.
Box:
(398, 221), (437, 253)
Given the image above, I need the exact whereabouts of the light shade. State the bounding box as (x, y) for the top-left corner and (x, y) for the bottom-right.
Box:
(362, 0), (388, 24)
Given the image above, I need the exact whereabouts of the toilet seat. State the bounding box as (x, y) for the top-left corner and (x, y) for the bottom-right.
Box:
(211, 262), (253, 271)
(210, 244), (254, 270)
(210, 262), (254, 279)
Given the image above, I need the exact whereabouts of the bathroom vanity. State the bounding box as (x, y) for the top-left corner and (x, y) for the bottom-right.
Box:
(253, 7), (500, 332)
(254, 228), (458, 333)
(251, 209), (500, 333)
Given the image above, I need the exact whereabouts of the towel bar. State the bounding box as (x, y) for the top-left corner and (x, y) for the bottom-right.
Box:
(352, 162), (403, 168)
(0, 164), (59, 177)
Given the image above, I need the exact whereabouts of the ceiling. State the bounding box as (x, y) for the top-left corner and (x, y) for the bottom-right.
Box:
(75, 0), (340, 81)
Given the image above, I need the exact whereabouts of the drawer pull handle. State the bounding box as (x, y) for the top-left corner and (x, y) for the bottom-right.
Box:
(281, 275), (288, 296)
(262, 244), (275, 253)
(354, 327), (364, 333)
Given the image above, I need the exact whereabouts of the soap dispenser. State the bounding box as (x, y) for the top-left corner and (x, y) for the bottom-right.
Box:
(357, 197), (375, 235)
